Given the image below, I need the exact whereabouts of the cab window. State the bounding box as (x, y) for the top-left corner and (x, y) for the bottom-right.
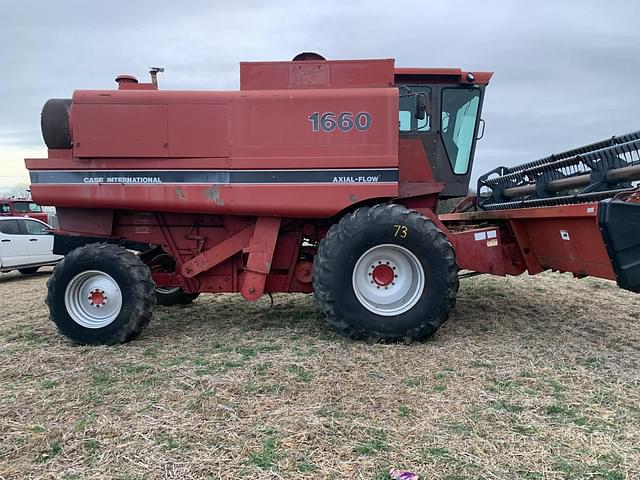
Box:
(398, 86), (431, 133)
(0, 220), (21, 235)
(0, 204), (10, 214)
(24, 219), (48, 235)
(13, 202), (42, 213)
(441, 88), (481, 175)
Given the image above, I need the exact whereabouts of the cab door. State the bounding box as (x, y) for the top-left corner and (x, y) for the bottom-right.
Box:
(22, 219), (58, 263)
(397, 83), (485, 197)
(0, 219), (29, 267)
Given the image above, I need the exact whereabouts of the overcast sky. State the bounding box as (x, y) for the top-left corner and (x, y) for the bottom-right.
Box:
(1, 0), (639, 191)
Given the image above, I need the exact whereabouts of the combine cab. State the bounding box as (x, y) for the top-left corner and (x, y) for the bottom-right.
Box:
(25, 54), (640, 345)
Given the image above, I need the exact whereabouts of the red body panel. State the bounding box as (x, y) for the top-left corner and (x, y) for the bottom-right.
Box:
(30, 87), (399, 218)
(69, 88), (398, 159)
(28, 183), (397, 218)
(450, 227), (526, 277)
(442, 203), (615, 280)
(394, 68), (493, 85)
(240, 58), (394, 90)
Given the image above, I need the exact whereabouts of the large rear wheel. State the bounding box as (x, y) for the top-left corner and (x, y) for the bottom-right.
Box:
(46, 243), (155, 345)
(313, 204), (458, 342)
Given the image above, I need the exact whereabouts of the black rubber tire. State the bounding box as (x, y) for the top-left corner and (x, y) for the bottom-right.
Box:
(46, 243), (155, 345)
(155, 288), (200, 306)
(18, 267), (40, 275)
(313, 204), (459, 342)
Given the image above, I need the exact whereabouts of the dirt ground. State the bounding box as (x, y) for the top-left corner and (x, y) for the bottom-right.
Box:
(0, 268), (639, 479)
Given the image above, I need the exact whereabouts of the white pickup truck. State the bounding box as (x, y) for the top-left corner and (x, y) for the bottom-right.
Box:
(0, 217), (62, 274)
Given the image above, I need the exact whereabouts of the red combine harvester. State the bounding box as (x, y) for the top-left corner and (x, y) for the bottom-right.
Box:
(26, 54), (640, 345)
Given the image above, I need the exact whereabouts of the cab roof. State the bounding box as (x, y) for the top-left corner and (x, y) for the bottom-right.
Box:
(240, 57), (492, 90)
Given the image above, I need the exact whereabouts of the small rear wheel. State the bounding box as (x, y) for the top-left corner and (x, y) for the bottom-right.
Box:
(19, 267), (40, 275)
(46, 243), (155, 345)
(144, 252), (200, 306)
(313, 204), (458, 342)
(155, 287), (200, 306)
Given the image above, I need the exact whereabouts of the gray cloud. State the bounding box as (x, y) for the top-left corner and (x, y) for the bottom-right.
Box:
(1, 0), (639, 187)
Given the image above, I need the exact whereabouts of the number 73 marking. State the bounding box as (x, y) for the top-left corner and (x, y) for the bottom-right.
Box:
(394, 224), (408, 238)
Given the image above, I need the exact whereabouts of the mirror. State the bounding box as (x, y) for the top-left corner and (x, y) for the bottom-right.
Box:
(476, 118), (486, 140)
(415, 92), (428, 120)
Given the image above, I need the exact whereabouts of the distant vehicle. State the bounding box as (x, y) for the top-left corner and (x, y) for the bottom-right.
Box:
(0, 198), (57, 226)
(0, 217), (62, 274)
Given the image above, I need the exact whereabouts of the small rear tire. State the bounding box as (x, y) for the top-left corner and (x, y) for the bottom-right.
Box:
(46, 243), (155, 345)
(19, 267), (40, 275)
(313, 204), (459, 342)
(155, 287), (200, 306)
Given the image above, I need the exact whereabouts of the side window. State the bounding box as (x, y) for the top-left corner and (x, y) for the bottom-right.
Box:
(398, 86), (431, 133)
(399, 111), (411, 131)
(0, 204), (10, 214)
(0, 220), (21, 235)
(24, 220), (48, 235)
(441, 88), (481, 175)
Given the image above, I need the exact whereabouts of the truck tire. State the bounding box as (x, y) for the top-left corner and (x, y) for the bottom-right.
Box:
(155, 287), (200, 306)
(19, 267), (40, 275)
(46, 243), (155, 345)
(313, 204), (458, 342)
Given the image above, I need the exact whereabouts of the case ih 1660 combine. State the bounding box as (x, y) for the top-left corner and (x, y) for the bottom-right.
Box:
(27, 53), (640, 345)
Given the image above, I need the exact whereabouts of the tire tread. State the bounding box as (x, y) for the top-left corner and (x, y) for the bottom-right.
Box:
(46, 243), (156, 345)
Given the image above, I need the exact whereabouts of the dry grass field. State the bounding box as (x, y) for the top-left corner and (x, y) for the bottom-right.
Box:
(0, 268), (639, 479)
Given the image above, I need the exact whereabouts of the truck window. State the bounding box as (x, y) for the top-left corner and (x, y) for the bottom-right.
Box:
(0, 204), (10, 214)
(441, 88), (481, 174)
(398, 86), (431, 133)
(24, 219), (49, 235)
(0, 220), (21, 235)
(13, 202), (42, 213)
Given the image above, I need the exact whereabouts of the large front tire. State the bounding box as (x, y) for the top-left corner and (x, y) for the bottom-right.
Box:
(313, 204), (458, 342)
(46, 243), (156, 345)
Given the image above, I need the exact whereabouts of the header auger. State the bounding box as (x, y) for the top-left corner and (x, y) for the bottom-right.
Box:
(476, 130), (640, 210)
(24, 53), (640, 345)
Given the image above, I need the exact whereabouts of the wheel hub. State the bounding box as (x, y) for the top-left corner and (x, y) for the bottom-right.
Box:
(371, 263), (395, 287)
(89, 288), (107, 307)
(64, 270), (123, 329)
(352, 244), (425, 316)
